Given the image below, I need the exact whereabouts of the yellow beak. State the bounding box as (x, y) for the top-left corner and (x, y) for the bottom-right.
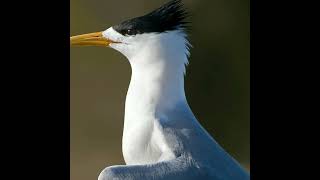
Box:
(70, 31), (118, 47)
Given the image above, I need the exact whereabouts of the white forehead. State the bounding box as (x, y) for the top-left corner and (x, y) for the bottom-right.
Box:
(102, 27), (125, 42)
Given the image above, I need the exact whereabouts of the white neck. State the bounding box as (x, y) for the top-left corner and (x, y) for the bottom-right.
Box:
(122, 31), (190, 164)
(125, 31), (190, 121)
(127, 59), (186, 114)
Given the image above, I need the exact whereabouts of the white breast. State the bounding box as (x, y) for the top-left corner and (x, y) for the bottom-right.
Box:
(122, 74), (177, 165)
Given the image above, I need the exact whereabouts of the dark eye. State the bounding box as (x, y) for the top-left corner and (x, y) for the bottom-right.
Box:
(125, 29), (135, 35)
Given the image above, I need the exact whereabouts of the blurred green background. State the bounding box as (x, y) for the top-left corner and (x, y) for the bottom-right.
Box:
(70, 0), (250, 180)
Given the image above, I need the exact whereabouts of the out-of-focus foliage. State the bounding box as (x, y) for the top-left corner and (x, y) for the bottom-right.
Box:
(71, 0), (249, 180)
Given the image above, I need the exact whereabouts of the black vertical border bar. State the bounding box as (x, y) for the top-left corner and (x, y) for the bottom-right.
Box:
(1, 0), (70, 179)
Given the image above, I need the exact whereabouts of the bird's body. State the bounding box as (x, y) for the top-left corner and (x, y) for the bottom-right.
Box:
(71, 0), (250, 179)
(99, 27), (249, 180)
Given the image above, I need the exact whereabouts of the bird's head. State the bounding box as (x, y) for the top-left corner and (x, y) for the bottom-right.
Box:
(71, 0), (191, 63)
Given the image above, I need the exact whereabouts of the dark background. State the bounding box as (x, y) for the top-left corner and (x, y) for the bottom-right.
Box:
(70, 0), (249, 180)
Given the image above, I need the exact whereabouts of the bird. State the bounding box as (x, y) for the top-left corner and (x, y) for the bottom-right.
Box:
(70, 0), (249, 179)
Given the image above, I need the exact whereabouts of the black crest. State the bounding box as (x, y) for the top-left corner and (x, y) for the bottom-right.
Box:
(113, 0), (189, 36)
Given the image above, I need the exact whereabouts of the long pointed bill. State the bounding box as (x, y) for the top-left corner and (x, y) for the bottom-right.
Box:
(70, 31), (118, 47)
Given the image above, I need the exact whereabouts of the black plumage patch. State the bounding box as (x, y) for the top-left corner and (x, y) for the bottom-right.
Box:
(113, 0), (189, 36)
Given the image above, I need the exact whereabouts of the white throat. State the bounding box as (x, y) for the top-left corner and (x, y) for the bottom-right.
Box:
(127, 51), (188, 112)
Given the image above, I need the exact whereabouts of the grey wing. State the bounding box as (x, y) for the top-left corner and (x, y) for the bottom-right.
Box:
(98, 155), (213, 180)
